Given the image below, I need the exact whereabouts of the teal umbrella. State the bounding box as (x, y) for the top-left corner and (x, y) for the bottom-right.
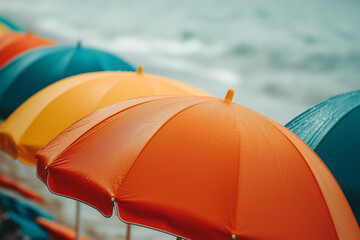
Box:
(0, 43), (135, 119)
(0, 192), (53, 240)
(286, 90), (360, 223)
(0, 16), (24, 32)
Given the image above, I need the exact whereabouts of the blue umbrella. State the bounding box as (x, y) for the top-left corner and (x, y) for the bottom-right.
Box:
(0, 16), (24, 32)
(0, 43), (135, 119)
(286, 90), (360, 223)
(0, 192), (53, 240)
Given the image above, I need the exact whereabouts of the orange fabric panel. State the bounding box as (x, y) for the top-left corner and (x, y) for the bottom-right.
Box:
(0, 31), (56, 67)
(275, 121), (360, 240)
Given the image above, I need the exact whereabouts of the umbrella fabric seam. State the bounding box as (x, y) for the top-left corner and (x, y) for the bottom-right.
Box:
(285, 90), (360, 149)
(113, 201), (189, 240)
(115, 98), (217, 195)
(50, 96), (183, 165)
(19, 72), (120, 146)
(41, 168), (114, 219)
(232, 105), (242, 235)
(13, 73), (113, 151)
(59, 48), (79, 79)
(313, 104), (360, 153)
(93, 75), (144, 109)
(142, 75), (160, 93)
(0, 51), (51, 101)
(0, 37), (26, 66)
(270, 123), (339, 238)
(285, 101), (328, 149)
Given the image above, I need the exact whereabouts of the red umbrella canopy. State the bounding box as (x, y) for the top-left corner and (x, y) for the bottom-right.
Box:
(0, 30), (56, 68)
(36, 91), (360, 240)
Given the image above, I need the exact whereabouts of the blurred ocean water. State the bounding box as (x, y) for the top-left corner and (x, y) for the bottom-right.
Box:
(1, 0), (360, 239)
(1, 0), (360, 123)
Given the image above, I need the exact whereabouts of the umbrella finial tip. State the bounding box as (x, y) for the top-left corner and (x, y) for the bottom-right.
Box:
(232, 233), (236, 239)
(224, 89), (234, 102)
(137, 65), (144, 75)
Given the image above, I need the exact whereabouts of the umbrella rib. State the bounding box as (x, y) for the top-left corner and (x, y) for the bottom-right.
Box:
(60, 48), (79, 78)
(313, 103), (360, 152)
(91, 48), (134, 72)
(93, 52), (108, 71)
(285, 102), (328, 148)
(286, 90), (360, 149)
(93, 75), (142, 109)
(0, 51), (52, 102)
(304, 101), (347, 149)
(115, 98), (217, 195)
(17, 73), (115, 159)
(270, 120), (339, 238)
(52, 96), (185, 163)
(232, 106), (242, 235)
(143, 75), (160, 93)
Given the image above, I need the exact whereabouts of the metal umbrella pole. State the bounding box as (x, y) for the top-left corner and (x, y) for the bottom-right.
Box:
(75, 201), (82, 240)
(126, 224), (131, 240)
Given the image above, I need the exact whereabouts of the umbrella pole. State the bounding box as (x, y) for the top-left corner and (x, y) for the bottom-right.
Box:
(126, 224), (131, 240)
(75, 201), (82, 240)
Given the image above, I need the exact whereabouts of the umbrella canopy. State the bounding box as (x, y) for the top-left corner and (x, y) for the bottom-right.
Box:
(0, 66), (209, 165)
(0, 16), (24, 32)
(36, 91), (360, 240)
(0, 23), (11, 34)
(36, 217), (91, 240)
(0, 43), (135, 119)
(0, 174), (43, 202)
(286, 90), (360, 223)
(0, 30), (56, 68)
(0, 192), (52, 240)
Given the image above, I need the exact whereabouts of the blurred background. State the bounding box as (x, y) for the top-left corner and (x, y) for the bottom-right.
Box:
(0, 0), (359, 239)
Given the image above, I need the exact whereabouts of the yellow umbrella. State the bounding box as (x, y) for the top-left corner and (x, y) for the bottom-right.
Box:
(0, 23), (10, 34)
(0, 66), (210, 165)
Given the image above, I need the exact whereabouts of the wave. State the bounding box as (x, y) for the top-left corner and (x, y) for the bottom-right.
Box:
(104, 36), (225, 56)
(151, 56), (241, 86)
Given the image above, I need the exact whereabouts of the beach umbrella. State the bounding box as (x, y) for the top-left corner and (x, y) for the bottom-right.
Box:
(0, 43), (135, 119)
(0, 23), (11, 34)
(0, 30), (56, 68)
(0, 66), (209, 165)
(36, 90), (360, 240)
(286, 90), (360, 223)
(0, 66), (209, 239)
(0, 174), (43, 202)
(0, 16), (24, 32)
(36, 217), (91, 240)
(0, 192), (52, 240)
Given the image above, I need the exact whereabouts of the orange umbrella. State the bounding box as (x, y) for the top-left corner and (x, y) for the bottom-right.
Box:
(36, 217), (91, 240)
(36, 91), (360, 240)
(0, 30), (56, 68)
(0, 174), (43, 202)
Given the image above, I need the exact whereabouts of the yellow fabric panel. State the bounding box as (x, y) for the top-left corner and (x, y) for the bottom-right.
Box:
(0, 70), (209, 165)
